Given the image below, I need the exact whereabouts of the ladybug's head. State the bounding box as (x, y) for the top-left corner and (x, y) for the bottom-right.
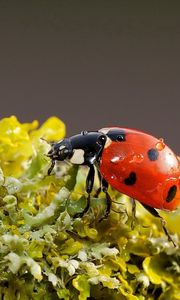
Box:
(47, 138), (73, 162)
(47, 131), (107, 174)
(47, 138), (73, 175)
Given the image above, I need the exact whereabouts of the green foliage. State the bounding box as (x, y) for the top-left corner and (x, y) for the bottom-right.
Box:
(0, 116), (179, 299)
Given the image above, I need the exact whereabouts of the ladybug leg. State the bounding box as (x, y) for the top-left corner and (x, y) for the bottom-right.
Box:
(99, 178), (112, 222)
(47, 160), (55, 175)
(94, 171), (102, 198)
(74, 165), (95, 218)
(131, 199), (137, 229)
(94, 187), (101, 198)
(141, 203), (176, 247)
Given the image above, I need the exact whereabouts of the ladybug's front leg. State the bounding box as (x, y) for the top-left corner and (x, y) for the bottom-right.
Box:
(94, 170), (102, 198)
(74, 165), (95, 218)
(99, 178), (112, 222)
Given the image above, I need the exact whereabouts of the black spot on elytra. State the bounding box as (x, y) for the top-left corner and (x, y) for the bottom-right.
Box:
(107, 129), (126, 142)
(124, 172), (137, 185)
(116, 134), (126, 141)
(147, 148), (159, 161)
(166, 185), (177, 202)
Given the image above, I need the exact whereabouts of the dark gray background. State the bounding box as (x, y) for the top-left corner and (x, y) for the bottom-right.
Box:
(0, 1), (180, 151)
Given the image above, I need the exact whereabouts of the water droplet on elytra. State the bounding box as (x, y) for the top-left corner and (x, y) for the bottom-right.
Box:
(156, 138), (165, 151)
(132, 153), (144, 163)
(111, 175), (117, 180)
(110, 156), (119, 164)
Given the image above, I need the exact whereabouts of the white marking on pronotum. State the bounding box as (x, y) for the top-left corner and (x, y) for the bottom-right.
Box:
(98, 128), (112, 148)
(70, 149), (85, 164)
(99, 128), (110, 135)
(104, 137), (112, 148)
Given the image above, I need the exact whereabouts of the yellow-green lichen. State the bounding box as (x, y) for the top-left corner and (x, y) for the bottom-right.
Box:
(0, 116), (179, 300)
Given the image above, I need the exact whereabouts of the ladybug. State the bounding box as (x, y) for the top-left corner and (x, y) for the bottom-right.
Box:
(47, 127), (180, 246)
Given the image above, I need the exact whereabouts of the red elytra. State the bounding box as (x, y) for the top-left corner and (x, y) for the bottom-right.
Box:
(99, 127), (180, 211)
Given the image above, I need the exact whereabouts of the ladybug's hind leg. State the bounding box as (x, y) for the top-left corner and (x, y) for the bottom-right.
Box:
(131, 199), (137, 229)
(141, 203), (176, 247)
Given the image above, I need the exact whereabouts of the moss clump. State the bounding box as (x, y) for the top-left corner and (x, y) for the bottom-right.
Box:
(0, 116), (179, 300)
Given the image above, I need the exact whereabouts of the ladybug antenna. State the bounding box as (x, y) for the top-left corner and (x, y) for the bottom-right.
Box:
(40, 137), (56, 146)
